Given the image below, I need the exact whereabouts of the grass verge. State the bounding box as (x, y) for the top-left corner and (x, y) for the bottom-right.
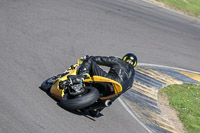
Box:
(154, 0), (200, 19)
(159, 83), (200, 133)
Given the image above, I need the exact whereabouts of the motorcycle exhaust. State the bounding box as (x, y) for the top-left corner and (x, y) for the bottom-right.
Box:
(105, 100), (112, 107)
(87, 100), (113, 110)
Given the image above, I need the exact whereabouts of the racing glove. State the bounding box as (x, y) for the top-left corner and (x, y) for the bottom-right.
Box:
(81, 55), (91, 61)
(59, 80), (71, 89)
(67, 73), (90, 85)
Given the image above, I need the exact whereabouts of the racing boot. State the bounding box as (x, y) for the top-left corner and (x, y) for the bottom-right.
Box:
(89, 109), (101, 117)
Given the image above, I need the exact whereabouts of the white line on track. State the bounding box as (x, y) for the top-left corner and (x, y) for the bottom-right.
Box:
(138, 63), (200, 74)
(119, 63), (200, 133)
(118, 97), (153, 133)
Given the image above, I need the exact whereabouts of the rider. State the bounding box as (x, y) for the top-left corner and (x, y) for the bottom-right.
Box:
(65, 53), (137, 116)
(77, 53), (137, 94)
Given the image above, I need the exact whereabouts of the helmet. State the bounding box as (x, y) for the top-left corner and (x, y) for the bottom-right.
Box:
(122, 53), (137, 67)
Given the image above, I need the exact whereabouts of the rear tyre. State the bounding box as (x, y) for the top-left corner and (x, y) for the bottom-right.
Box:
(60, 86), (99, 110)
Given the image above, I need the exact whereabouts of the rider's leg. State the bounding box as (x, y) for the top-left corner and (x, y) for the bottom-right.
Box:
(90, 61), (108, 77)
(78, 58), (108, 77)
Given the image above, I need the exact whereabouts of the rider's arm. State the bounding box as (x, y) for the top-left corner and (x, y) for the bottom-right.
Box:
(91, 56), (120, 67)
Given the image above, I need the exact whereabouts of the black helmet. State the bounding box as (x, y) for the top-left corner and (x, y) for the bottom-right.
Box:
(122, 53), (137, 67)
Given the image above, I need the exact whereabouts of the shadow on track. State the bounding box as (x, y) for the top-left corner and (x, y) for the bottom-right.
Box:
(39, 86), (103, 121)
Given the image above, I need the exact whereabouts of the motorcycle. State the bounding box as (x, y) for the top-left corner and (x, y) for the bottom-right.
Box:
(40, 59), (123, 117)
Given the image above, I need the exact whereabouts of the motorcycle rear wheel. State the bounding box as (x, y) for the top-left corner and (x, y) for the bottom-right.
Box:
(60, 86), (99, 110)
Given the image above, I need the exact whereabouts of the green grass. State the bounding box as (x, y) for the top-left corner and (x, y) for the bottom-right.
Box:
(156, 0), (200, 18)
(159, 83), (200, 133)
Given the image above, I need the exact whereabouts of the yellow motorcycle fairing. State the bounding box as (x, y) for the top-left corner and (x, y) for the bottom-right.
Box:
(50, 65), (78, 100)
(84, 76), (122, 100)
(50, 59), (123, 100)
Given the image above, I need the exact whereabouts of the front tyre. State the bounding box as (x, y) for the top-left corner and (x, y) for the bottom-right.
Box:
(60, 87), (99, 110)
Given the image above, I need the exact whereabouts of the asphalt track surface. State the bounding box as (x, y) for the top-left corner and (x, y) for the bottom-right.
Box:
(0, 0), (200, 133)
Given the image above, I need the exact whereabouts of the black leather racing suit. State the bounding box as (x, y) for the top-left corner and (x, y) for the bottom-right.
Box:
(78, 56), (135, 99)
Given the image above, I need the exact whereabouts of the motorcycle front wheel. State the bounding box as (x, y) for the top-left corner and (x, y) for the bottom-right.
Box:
(59, 86), (99, 110)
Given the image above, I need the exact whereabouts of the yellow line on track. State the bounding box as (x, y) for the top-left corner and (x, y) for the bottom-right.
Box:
(152, 117), (174, 129)
(134, 85), (157, 96)
(145, 110), (169, 121)
(137, 68), (182, 85)
(133, 81), (158, 93)
(147, 69), (182, 84)
(177, 70), (200, 82)
(158, 125), (178, 133)
(137, 69), (169, 84)
(134, 89), (157, 100)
